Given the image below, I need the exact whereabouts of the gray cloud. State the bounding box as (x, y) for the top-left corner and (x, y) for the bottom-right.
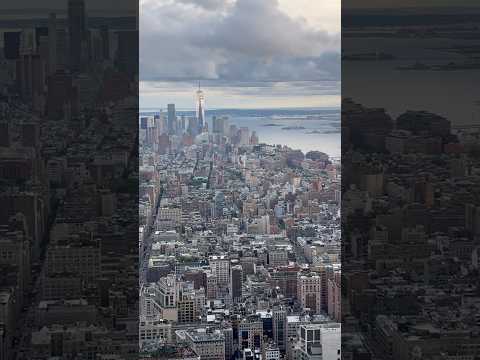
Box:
(176, 0), (231, 10)
(140, 0), (340, 83)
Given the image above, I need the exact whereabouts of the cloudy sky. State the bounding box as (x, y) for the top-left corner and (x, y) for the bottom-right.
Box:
(140, 0), (340, 109)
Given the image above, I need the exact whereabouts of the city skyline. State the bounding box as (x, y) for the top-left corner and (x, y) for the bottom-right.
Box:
(140, 86), (341, 157)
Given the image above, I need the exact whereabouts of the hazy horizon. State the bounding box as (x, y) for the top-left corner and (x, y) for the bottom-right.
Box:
(139, 105), (340, 111)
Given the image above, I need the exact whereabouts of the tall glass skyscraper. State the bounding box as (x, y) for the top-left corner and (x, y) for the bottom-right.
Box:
(196, 83), (205, 132)
(167, 103), (176, 135)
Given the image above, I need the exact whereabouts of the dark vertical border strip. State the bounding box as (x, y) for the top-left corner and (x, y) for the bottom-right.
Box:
(342, 3), (480, 360)
(0, 1), (139, 359)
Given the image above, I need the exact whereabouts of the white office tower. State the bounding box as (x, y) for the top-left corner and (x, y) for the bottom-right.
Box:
(265, 346), (281, 360)
(239, 127), (250, 145)
(292, 323), (341, 360)
(209, 255), (230, 286)
(184, 328), (225, 360)
(157, 274), (178, 322)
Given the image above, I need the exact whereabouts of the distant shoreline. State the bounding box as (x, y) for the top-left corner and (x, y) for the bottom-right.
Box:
(140, 107), (340, 113)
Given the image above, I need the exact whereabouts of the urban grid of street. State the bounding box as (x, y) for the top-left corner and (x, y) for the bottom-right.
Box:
(139, 87), (341, 359)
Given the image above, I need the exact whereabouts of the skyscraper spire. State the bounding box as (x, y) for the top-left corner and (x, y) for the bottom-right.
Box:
(196, 83), (205, 132)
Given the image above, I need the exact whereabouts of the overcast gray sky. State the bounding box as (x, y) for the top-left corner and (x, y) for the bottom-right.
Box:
(140, 0), (340, 109)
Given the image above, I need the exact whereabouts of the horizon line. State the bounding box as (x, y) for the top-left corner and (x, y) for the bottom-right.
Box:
(139, 106), (340, 112)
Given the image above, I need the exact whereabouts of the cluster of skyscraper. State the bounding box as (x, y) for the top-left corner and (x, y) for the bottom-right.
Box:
(165, 84), (207, 136)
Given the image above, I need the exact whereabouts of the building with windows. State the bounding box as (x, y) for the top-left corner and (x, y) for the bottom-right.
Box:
(297, 272), (322, 314)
